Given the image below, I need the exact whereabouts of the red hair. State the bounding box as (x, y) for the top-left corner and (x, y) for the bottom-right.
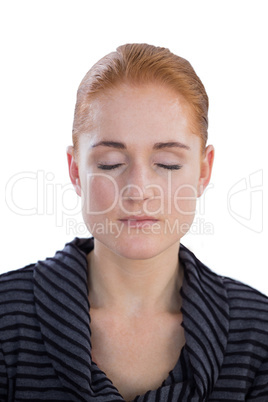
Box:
(72, 43), (208, 153)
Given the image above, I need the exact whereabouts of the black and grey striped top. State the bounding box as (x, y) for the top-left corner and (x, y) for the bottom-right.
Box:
(0, 237), (268, 401)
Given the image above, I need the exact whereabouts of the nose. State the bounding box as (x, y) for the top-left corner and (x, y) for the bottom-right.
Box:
(121, 163), (155, 202)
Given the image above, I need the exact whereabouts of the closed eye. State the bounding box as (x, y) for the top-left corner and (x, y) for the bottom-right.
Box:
(156, 163), (182, 170)
(97, 163), (182, 171)
(97, 163), (123, 170)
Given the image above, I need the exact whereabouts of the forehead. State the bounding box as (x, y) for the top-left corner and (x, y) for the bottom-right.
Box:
(81, 83), (198, 148)
(92, 84), (189, 122)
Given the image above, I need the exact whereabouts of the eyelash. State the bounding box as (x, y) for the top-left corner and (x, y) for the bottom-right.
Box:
(97, 164), (123, 170)
(156, 163), (182, 170)
(97, 163), (182, 171)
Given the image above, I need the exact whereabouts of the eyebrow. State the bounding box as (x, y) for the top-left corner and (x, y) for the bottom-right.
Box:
(91, 141), (126, 149)
(91, 140), (190, 151)
(153, 141), (190, 151)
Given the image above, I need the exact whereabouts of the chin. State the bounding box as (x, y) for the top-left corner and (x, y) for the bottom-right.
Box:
(104, 233), (180, 261)
(117, 246), (160, 261)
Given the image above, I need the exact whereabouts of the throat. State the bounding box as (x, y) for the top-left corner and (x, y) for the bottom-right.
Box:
(90, 308), (185, 401)
(87, 242), (183, 313)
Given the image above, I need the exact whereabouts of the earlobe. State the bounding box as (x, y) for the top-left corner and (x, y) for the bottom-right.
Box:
(198, 145), (214, 197)
(66, 146), (81, 197)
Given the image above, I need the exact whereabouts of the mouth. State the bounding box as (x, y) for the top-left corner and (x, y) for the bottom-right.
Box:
(118, 216), (159, 228)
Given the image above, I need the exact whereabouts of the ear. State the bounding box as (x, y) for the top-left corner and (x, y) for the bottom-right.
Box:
(198, 145), (214, 197)
(66, 146), (81, 197)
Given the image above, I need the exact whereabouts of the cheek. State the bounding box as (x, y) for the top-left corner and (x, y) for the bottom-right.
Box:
(168, 181), (198, 237)
(166, 166), (200, 223)
(81, 174), (119, 215)
(172, 183), (197, 216)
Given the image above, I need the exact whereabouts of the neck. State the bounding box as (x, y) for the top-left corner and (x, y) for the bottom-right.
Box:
(87, 240), (183, 316)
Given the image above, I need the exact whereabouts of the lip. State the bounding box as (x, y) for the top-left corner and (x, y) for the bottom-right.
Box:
(119, 215), (159, 228)
(119, 215), (159, 221)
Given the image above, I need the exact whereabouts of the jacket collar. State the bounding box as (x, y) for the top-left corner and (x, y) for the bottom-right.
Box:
(33, 237), (229, 401)
(179, 245), (229, 400)
(33, 237), (120, 401)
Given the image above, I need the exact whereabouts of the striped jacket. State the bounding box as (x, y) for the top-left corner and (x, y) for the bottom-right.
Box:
(0, 237), (268, 401)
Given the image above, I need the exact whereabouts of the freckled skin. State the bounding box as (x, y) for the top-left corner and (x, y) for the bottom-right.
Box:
(67, 83), (214, 400)
(71, 84), (213, 261)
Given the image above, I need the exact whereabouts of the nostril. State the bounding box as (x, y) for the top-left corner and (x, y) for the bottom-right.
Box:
(120, 183), (155, 202)
(120, 184), (144, 201)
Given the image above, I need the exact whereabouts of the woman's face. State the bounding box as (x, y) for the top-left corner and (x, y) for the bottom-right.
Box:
(68, 83), (213, 260)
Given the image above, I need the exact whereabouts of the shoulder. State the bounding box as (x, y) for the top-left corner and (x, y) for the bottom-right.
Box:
(0, 263), (36, 297)
(222, 275), (268, 334)
(0, 236), (91, 318)
(180, 243), (268, 307)
(181, 244), (268, 347)
(0, 264), (36, 318)
(0, 236), (90, 295)
(0, 264), (39, 346)
(222, 274), (268, 305)
(180, 243), (268, 330)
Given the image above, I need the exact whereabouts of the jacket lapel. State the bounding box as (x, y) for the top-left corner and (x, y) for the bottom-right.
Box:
(179, 244), (230, 400)
(33, 238), (230, 401)
(33, 238), (94, 401)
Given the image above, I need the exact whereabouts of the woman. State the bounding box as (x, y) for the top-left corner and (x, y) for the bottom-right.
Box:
(1, 44), (267, 401)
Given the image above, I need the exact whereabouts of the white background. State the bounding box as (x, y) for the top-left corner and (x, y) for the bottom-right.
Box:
(1, 0), (267, 295)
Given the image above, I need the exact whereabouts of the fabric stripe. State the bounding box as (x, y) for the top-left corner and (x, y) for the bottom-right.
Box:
(0, 238), (268, 401)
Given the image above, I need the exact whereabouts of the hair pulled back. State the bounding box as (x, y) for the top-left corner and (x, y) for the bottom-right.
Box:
(72, 43), (209, 153)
